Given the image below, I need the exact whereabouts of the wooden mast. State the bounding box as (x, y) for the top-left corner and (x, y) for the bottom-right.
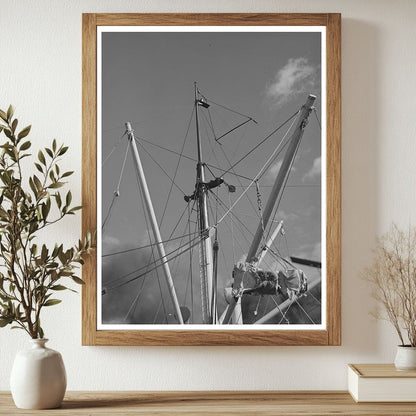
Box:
(194, 82), (214, 324)
(223, 95), (316, 325)
(246, 95), (316, 264)
(125, 122), (184, 324)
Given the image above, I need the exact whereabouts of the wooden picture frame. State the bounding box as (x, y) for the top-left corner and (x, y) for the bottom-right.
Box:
(82, 13), (341, 346)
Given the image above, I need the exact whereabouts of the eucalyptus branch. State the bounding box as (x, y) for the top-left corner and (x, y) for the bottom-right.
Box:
(0, 105), (94, 338)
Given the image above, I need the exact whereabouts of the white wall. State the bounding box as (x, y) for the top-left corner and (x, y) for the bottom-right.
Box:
(1, 0), (416, 391)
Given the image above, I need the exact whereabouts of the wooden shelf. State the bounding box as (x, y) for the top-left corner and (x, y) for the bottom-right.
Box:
(2, 391), (416, 415)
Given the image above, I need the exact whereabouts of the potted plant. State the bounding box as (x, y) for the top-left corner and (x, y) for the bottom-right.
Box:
(0, 106), (94, 408)
(363, 223), (416, 370)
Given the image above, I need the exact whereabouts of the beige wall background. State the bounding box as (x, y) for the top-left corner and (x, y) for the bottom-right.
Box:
(0, 0), (415, 390)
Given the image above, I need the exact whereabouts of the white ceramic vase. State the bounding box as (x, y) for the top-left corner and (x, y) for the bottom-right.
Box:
(394, 345), (416, 371)
(10, 338), (66, 409)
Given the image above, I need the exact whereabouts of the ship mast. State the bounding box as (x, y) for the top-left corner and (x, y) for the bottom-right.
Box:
(246, 94), (316, 263)
(194, 82), (214, 324)
(125, 122), (184, 324)
(223, 94), (316, 325)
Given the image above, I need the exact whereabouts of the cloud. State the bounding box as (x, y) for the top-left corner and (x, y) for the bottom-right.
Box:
(266, 57), (318, 107)
(265, 160), (297, 184)
(276, 209), (299, 223)
(102, 235), (121, 250)
(302, 156), (321, 182)
(265, 160), (282, 183)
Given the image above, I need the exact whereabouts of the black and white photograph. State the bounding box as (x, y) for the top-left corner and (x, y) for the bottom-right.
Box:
(98, 27), (325, 328)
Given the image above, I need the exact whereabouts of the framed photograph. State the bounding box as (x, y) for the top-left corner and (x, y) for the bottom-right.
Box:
(82, 13), (341, 346)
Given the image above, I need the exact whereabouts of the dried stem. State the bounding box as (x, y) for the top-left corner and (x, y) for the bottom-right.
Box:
(363, 223), (416, 346)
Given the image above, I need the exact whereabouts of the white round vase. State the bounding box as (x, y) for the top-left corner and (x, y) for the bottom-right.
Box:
(10, 339), (66, 409)
(394, 345), (416, 371)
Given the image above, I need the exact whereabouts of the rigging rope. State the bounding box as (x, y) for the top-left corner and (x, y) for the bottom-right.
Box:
(103, 200), (199, 292)
(158, 106), (194, 225)
(102, 141), (130, 231)
(104, 233), (200, 291)
(295, 299), (316, 324)
(205, 96), (257, 123)
(308, 290), (321, 305)
(208, 190), (275, 272)
(200, 109), (262, 224)
(313, 107), (322, 130)
(107, 236), (202, 291)
(135, 139), (187, 196)
(277, 298), (294, 324)
(216, 111), (300, 226)
(123, 168), (167, 322)
(263, 127), (303, 246)
(228, 192), (236, 265)
(102, 131), (127, 166)
(271, 296), (289, 324)
(135, 135), (253, 181)
(222, 110), (299, 176)
(102, 231), (200, 258)
(255, 180), (267, 248)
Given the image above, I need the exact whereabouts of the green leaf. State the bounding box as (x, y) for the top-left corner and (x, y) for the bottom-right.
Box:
(38, 325), (44, 339)
(41, 202), (50, 220)
(29, 177), (37, 196)
(41, 244), (48, 262)
(71, 276), (85, 285)
(34, 162), (43, 173)
(4, 128), (12, 140)
(33, 175), (42, 192)
(65, 190), (72, 207)
(38, 150), (46, 165)
(58, 146), (68, 156)
(45, 147), (53, 158)
(11, 118), (18, 133)
(61, 171), (74, 178)
(48, 182), (64, 189)
(19, 140), (31, 151)
(69, 206), (82, 214)
(43, 299), (62, 307)
(6, 105), (14, 121)
(0, 109), (7, 121)
(0, 317), (13, 327)
(50, 284), (68, 291)
(55, 192), (62, 208)
(52, 139), (57, 152)
(18, 125), (31, 140)
(58, 250), (66, 264)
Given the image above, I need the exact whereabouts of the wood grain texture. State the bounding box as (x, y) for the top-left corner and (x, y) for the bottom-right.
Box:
(325, 13), (342, 346)
(350, 364), (416, 378)
(1, 391), (416, 415)
(82, 13), (341, 346)
(95, 13), (330, 27)
(82, 13), (97, 346)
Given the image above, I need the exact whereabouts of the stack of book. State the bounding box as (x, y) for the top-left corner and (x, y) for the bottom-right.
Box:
(348, 364), (416, 402)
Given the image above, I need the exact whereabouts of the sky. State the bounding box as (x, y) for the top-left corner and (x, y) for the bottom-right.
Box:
(99, 30), (322, 325)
